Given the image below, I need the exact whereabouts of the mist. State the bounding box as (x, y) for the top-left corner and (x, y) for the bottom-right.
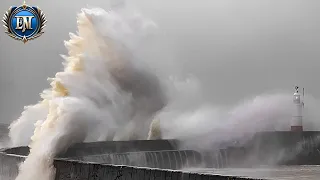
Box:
(1, 0), (320, 125)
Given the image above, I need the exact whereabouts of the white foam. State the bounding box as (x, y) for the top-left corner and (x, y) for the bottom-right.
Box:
(12, 7), (166, 180)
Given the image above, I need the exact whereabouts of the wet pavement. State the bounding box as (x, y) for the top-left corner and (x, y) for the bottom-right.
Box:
(186, 166), (320, 180)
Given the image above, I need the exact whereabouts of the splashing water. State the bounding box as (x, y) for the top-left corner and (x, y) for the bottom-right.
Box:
(158, 92), (320, 150)
(11, 6), (170, 180)
(6, 4), (320, 180)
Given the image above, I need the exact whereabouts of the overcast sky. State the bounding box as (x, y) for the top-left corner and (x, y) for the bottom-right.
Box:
(0, 0), (320, 124)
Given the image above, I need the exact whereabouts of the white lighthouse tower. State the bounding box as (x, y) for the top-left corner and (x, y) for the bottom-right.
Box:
(291, 86), (304, 132)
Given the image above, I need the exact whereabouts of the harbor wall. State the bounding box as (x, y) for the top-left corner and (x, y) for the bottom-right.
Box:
(3, 139), (179, 157)
(1, 131), (320, 179)
(202, 131), (320, 167)
(244, 131), (320, 166)
(0, 152), (261, 180)
(2, 131), (320, 170)
(54, 159), (261, 180)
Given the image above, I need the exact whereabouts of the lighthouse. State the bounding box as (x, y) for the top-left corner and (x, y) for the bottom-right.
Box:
(291, 86), (304, 132)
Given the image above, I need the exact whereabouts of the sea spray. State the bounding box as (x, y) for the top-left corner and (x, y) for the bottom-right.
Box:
(9, 100), (49, 147)
(14, 7), (163, 180)
(157, 93), (320, 151)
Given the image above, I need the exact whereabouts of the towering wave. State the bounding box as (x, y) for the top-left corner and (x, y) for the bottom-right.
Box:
(12, 7), (168, 180)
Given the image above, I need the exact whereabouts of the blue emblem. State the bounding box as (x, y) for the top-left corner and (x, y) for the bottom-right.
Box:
(2, 1), (47, 43)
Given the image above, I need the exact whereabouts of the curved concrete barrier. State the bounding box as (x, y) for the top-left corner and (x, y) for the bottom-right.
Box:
(54, 159), (264, 180)
(0, 152), (263, 180)
(73, 150), (203, 170)
(2, 140), (179, 157)
(2, 133), (320, 179)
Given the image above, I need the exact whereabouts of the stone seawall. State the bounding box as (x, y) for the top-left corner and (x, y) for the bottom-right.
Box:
(243, 131), (320, 166)
(3, 139), (179, 157)
(0, 152), (24, 180)
(2, 132), (320, 179)
(3, 132), (320, 171)
(54, 159), (262, 180)
(202, 131), (320, 167)
(0, 152), (263, 180)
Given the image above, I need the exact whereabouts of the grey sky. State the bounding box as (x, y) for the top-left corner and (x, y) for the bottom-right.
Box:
(0, 0), (319, 124)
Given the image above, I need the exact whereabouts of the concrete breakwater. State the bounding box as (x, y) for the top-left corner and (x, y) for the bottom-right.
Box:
(236, 131), (320, 166)
(0, 152), (262, 180)
(201, 131), (320, 168)
(1, 132), (320, 179)
(2, 131), (320, 170)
